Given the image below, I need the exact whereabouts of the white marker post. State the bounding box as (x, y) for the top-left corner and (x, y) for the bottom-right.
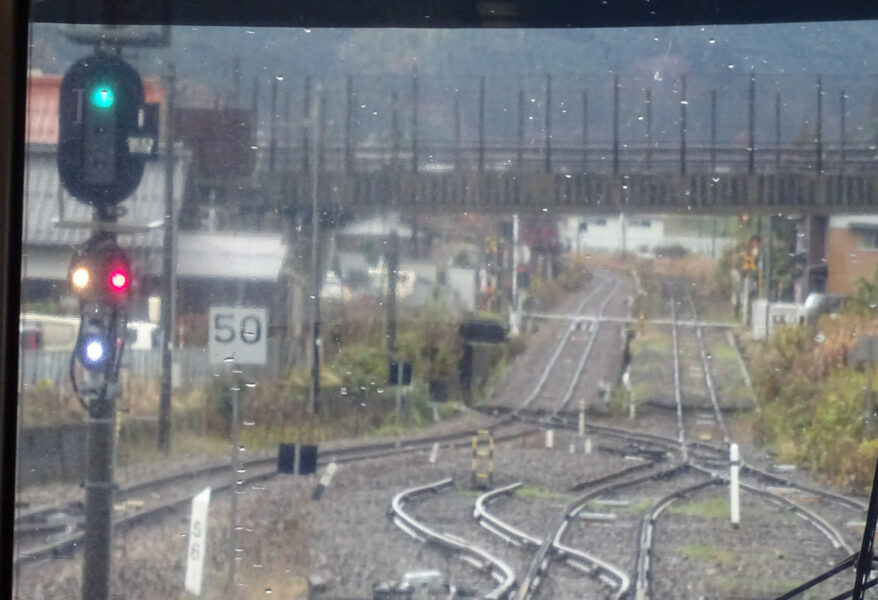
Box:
(429, 442), (440, 467)
(578, 399), (585, 436)
(312, 462), (338, 500)
(185, 487), (212, 596)
(545, 429), (554, 449)
(730, 443), (740, 527)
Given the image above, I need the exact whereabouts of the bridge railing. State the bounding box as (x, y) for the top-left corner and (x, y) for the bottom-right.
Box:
(255, 141), (878, 177)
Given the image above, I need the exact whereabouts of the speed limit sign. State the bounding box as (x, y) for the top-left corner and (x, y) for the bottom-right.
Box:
(208, 306), (268, 365)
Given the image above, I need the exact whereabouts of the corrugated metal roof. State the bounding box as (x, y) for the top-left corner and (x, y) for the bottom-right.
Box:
(23, 146), (187, 250)
(176, 232), (285, 281)
(26, 74), (165, 145)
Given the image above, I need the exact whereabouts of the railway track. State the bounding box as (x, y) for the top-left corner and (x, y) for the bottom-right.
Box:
(516, 273), (615, 414)
(682, 286), (731, 445)
(15, 275), (618, 570)
(18, 274), (870, 599)
(390, 478), (517, 600)
(14, 424), (539, 568)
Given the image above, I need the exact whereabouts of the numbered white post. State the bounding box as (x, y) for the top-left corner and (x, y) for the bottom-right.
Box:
(545, 429), (554, 449)
(730, 443), (740, 526)
(185, 487), (212, 596)
(429, 442), (440, 467)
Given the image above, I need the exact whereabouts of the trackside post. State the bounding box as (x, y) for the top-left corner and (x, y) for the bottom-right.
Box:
(730, 443), (740, 526)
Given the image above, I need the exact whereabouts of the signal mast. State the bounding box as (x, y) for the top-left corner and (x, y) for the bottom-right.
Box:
(57, 33), (160, 600)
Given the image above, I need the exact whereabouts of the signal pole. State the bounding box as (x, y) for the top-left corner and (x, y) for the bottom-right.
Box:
(58, 31), (159, 598)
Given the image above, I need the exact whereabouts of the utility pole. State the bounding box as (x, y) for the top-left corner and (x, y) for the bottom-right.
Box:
(386, 231), (399, 352)
(386, 232), (401, 425)
(308, 87), (322, 414)
(157, 64), (176, 454)
(511, 214), (520, 335)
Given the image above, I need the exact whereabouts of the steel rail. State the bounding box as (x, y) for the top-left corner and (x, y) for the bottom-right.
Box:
(14, 425), (538, 567)
(541, 412), (868, 515)
(553, 282), (620, 416)
(390, 478), (516, 600)
(516, 463), (690, 600)
(516, 275), (609, 413)
(474, 474), (639, 599)
(688, 463), (854, 553)
(667, 284), (688, 459)
(683, 286), (731, 445)
(634, 475), (720, 600)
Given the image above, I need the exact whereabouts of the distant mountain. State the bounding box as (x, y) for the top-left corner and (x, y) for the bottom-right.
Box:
(30, 22), (878, 144)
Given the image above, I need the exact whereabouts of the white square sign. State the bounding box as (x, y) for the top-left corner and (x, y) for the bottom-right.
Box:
(208, 306), (268, 366)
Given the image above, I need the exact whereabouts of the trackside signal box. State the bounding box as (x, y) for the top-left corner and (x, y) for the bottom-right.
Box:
(58, 53), (158, 208)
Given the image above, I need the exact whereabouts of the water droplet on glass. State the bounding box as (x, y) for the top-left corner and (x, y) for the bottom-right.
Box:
(340, 387), (348, 395)
(711, 176), (720, 183)
(727, 64), (735, 69)
(244, 381), (257, 388)
(814, 332), (826, 344)
(265, 590), (273, 595)
(275, 75), (284, 81)
(376, 388), (385, 394)
(243, 420), (255, 427)
(303, 28), (311, 33)
(564, 173), (572, 179)
(708, 38), (716, 44)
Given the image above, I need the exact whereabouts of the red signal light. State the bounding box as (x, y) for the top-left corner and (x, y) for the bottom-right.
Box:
(69, 235), (132, 305)
(109, 269), (129, 292)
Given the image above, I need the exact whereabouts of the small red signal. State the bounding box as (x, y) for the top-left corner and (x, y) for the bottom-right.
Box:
(109, 269), (128, 292)
(69, 235), (132, 305)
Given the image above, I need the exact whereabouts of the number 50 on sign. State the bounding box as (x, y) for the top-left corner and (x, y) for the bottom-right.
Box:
(208, 306), (268, 366)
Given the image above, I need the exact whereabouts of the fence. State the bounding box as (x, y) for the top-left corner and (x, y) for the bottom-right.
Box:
(20, 346), (232, 388)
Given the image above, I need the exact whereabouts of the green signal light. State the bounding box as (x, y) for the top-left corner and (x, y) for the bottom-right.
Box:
(90, 85), (115, 109)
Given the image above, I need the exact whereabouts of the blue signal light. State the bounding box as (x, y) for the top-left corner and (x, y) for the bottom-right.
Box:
(85, 339), (105, 362)
(90, 85), (115, 109)
(80, 337), (108, 367)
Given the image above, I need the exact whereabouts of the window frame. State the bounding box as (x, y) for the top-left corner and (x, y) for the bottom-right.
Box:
(7, 2), (878, 599)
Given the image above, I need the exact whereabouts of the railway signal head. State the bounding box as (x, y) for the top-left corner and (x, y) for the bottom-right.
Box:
(58, 53), (147, 208)
(69, 236), (132, 306)
(74, 313), (120, 373)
